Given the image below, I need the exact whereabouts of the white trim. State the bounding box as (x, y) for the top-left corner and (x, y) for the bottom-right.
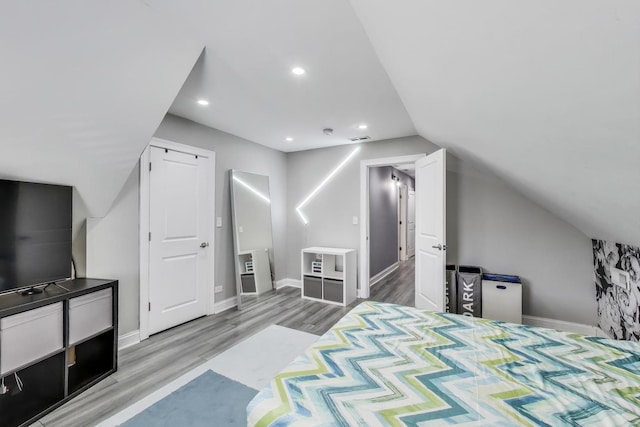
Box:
(213, 296), (238, 314)
(139, 137), (216, 341)
(139, 147), (150, 341)
(276, 278), (302, 289)
(370, 262), (399, 287)
(359, 154), (426, 299)
(118, 330), (141, 350)
(522, 315), (598, 336)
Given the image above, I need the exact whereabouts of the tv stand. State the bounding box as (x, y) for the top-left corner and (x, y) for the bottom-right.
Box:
(0, 278), (118, 427)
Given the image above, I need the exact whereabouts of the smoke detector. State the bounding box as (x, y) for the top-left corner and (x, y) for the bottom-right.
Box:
(323, 128), (333, 135)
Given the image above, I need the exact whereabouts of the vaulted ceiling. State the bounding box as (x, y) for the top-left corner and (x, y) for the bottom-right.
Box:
(0, 1), (203, 217)
(2, 1), (638, 247)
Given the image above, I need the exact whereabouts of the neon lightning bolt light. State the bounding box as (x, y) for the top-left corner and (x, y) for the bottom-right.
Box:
(296, 146), (361, 224)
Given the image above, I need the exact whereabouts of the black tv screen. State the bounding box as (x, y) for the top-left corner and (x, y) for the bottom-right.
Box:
(0, 179), (72, 293)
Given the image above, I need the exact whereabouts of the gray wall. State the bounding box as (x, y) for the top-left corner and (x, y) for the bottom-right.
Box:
(86, 114), (287, 335)
(84, 120), (596, 334)
(285, 135), (595, 325)
(446, 171), (595, 325)
(86, 165), (140, 335)
(285, 136), (439, 280)
(369, 166), (414, 277)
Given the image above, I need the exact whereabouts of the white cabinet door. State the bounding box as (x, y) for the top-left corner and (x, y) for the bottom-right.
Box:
(414, 149), (446, 311)
(149, 147), (211, 334)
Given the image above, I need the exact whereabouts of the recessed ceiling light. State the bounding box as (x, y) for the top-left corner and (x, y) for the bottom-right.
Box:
(285, 137), (294, 142)
(197, 99), (209, 106)
(358, 124), (368, 129)
(291, 67), (305, 75)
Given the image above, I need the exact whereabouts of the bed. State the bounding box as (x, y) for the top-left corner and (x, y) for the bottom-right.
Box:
(247, 301), (640, 426)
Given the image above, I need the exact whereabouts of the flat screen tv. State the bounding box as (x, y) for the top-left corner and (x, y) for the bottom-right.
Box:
(0, 179), (72, 294)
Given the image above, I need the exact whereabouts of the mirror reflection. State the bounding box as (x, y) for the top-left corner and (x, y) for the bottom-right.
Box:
(229, 170), (275, 310)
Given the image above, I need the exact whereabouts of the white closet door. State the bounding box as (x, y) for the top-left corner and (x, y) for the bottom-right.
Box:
(149, 146), (210, 334)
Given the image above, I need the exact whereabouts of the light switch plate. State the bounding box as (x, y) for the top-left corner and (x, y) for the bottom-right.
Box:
(239, 226), (244, 233)
(611, 267), (630, 291)
(216, 217), (222, 227)
(352, 216), (358, 225)
(214, 286), (223, 293)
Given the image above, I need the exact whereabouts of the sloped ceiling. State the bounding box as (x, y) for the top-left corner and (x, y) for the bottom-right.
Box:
(147, 0), (416, 152)
(0, 1), (204, 217)
(350, 0), (640, 246)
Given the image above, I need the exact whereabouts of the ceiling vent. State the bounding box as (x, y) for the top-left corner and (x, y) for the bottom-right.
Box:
(349, 136), (371, 142)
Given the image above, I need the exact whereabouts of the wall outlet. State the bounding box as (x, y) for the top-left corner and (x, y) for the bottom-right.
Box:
(611, 267), (630, 291)
(214, 286), (223, 293)
(216, 217), (222, 228)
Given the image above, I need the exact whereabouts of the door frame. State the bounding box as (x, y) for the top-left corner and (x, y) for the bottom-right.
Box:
(398, 184), (408, 261)
(359, 154), (425, 298)
(139, 137), (216, 341)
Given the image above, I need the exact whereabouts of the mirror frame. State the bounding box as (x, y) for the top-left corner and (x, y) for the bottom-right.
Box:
(229, 169), (275, 310)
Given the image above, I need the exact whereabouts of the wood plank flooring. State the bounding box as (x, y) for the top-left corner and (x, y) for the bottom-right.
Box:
(37, 260), (414, 427)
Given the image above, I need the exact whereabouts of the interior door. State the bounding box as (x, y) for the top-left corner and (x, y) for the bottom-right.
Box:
(414, 149), (446, 311)
(149, 146), (210, 334)
(407, 189), (415, 258)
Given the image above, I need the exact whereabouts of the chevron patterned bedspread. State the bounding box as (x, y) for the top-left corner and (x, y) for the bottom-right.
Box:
(247, 301), (640, 426)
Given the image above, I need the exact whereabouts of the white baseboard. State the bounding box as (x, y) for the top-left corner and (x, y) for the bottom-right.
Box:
(118, 330), (140, 350)
(370, 262), (399, 287)
(214, 296), (238, 314)
(522, 315), (597, 336)
(276, 278), (301, 289)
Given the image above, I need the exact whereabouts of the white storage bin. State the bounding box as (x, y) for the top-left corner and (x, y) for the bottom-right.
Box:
(482, 280), (522, 324)
(69, 289), (113, 345)
(1, 302), (64, 375)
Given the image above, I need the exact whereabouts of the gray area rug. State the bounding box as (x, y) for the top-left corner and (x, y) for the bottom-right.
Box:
(120, 370), (257, 427)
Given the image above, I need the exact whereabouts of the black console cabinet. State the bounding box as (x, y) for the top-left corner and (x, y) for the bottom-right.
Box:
(0, 279), (118, 427)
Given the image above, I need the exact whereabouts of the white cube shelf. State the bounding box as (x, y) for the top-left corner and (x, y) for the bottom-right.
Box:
(301, 247), (357, 306)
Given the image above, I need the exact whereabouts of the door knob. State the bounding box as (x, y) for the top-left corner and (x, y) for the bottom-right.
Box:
(432, 244), (447, 251)
(200, 242), (209, 248)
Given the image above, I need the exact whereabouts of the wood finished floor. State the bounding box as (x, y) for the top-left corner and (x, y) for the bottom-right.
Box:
(36, 260), (415, 427)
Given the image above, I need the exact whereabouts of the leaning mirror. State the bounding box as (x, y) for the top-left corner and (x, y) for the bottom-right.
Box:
(229, 170), (275, 310)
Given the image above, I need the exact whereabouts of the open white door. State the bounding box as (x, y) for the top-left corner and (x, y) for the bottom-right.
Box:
(149, 146), (211, 334)
(414, 149), (446, 311)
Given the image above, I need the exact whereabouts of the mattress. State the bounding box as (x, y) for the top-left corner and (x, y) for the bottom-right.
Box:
(247, 301), (640, 426)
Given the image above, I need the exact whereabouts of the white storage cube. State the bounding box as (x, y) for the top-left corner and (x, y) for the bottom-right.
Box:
(69, 289), (113, 345)
(482, 280), (522, 324)
(1, 302), (64, 375)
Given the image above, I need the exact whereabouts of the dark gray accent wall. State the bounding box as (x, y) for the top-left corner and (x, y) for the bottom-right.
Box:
(369, 166), (397, 277)
(369, 166), (415, 277)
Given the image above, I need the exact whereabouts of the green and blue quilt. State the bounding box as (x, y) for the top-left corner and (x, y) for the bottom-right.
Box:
(247, 301), (640, 426)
